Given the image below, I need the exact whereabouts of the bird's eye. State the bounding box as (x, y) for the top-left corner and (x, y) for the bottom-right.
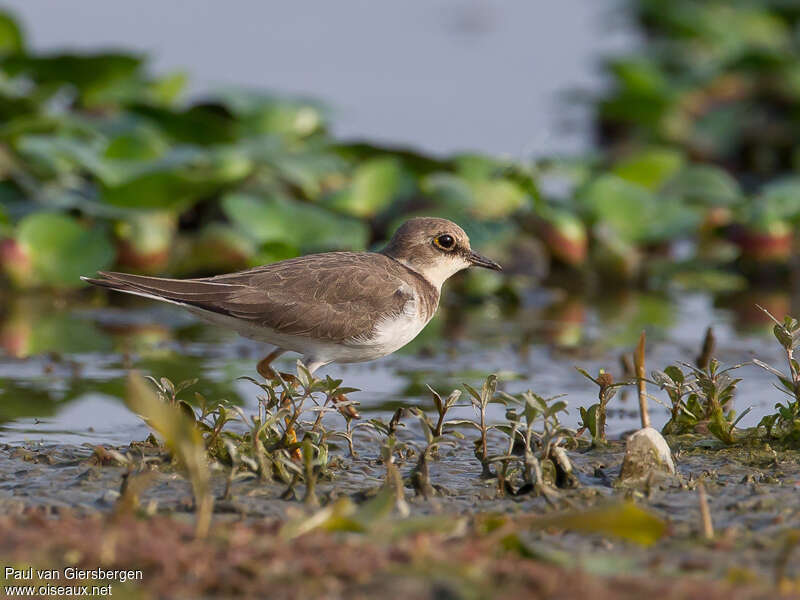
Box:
(433, 234), (455, 251)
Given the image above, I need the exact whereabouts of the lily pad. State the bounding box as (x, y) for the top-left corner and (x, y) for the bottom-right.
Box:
(580, 174), (699, 243)
(325, 158), (403, 218)
(14, 212), (114, 288)
(222, 192), (368, 252)
(2, 53), (143, 105)
(662, 165), (742, 207)
(0, 11), (24, 56)
(612, 148), (685, 190)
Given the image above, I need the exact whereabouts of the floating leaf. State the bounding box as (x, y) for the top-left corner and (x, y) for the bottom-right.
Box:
(222, 192), (368, 252)
(423, 172), (528, 219)
(580, 174), (699, 243)
(663, 165), (742, 207)
(612, 148), (684, 190)
(13, 212), (114, 288)
(101, 148), (252, 209)
(130, 102), (237, 146)
(0, 11), (24, 56)
(3, 53), (143, 104)
(326, 158), (402, 218)
(757, 177), (800, 222)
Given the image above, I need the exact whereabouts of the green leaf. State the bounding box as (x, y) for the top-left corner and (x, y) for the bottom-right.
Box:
(101, 148), (252, 209)
(468, 179), (528, 219)
(662, 165), (742, 207)
(104, 126), (169, 161)
(130, 102), (237, 146)
(3, 53), (144, 105)
(422, 172), (528, 219)
(758, 177), (800, 222)
(580, 174), (699, 243)
(325, 158), (402, 218)
(222, 192), (368, 252)
(17, 212), (114, 288)
(579, 404), (599, 438)
(531, 502), (666, 546)
(214, 89), (326, 138)
(0, 11), (24, 56)
(612, 148), (685, 190)
(580, 175), (654, 242)
(663, 365), (685, 385)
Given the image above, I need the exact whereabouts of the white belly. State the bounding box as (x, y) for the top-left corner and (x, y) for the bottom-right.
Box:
(342, 310), (430, 362)
(186, 296), (431, 366)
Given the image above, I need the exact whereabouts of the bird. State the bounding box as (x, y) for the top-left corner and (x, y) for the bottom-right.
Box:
(82, 217), (501, 381)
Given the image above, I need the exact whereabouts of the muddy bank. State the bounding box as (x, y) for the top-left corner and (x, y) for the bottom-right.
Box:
(0, 512), (783, 600)
(1, 437), (799, 597)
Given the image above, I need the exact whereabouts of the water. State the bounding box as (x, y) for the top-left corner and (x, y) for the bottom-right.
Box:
(0, 286), (789, 446)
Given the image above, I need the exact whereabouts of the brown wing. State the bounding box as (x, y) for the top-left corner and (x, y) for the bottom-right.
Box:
(83, 252), (438, 342)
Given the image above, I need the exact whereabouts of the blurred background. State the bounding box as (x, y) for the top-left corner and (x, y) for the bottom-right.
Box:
(2, 0), (631, 156)
(2, 0), (800, 442)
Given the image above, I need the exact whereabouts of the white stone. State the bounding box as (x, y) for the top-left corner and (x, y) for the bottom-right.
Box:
(619, 426), (676, 481)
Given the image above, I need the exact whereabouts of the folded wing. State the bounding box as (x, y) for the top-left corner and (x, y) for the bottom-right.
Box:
(83, 252), (437, 343)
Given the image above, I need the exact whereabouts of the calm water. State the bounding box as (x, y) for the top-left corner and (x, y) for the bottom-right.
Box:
(0, 286), (790, 445)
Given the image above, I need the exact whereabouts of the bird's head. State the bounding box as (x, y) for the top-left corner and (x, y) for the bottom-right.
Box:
(381, 217), (501, 289)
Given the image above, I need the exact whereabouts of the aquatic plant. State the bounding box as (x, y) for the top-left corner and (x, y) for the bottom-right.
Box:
(576, 368), (630, 445)
(652, 358), (748, 444)
(596, 0), (800, 181)
(125, 373), (213, 538)
(651, 365), (700, 435)
(462, 374), (499, 477)
(682, 359), (748, 445)
(753, 307), (800, 442)
(497, 389), (577, 493)
(0, 8), (796, 299)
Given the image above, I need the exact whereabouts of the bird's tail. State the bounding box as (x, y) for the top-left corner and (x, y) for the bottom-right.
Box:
(81, 272), (243, 311)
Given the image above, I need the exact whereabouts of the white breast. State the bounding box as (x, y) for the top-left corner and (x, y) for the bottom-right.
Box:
(343, 285), (430, 360)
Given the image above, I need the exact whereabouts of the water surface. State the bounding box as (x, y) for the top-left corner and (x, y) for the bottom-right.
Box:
(0, 285), (789, 445)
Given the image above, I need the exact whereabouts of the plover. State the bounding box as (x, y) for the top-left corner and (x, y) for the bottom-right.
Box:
(82, 217), (501, 377)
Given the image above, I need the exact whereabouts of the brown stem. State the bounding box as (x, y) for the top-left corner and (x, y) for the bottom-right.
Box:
(697, 481), (714, 540)
(635, 330), (650, 429)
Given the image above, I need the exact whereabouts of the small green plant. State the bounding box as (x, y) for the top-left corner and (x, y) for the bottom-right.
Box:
(462, 374), (499, 477)
(491, 390), (575, 495)
(144, 376), (198, 416)
(408, 408), (457, 498)
(681, 359), (748, 445)
(651, 365), (702, 435)
(427, 384), (462, 437)
(136, 362), (362, 501)
(126, 373), (213, 538)
(753, 308), (800, 442)
(576, 368), (629, 445)
(652, 357), (749, 444)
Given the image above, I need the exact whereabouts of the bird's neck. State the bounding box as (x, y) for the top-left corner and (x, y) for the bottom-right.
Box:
(382, 252), (468, 292)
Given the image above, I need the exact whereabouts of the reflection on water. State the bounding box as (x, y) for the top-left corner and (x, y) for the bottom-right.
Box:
(0, 285), (791, 444)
